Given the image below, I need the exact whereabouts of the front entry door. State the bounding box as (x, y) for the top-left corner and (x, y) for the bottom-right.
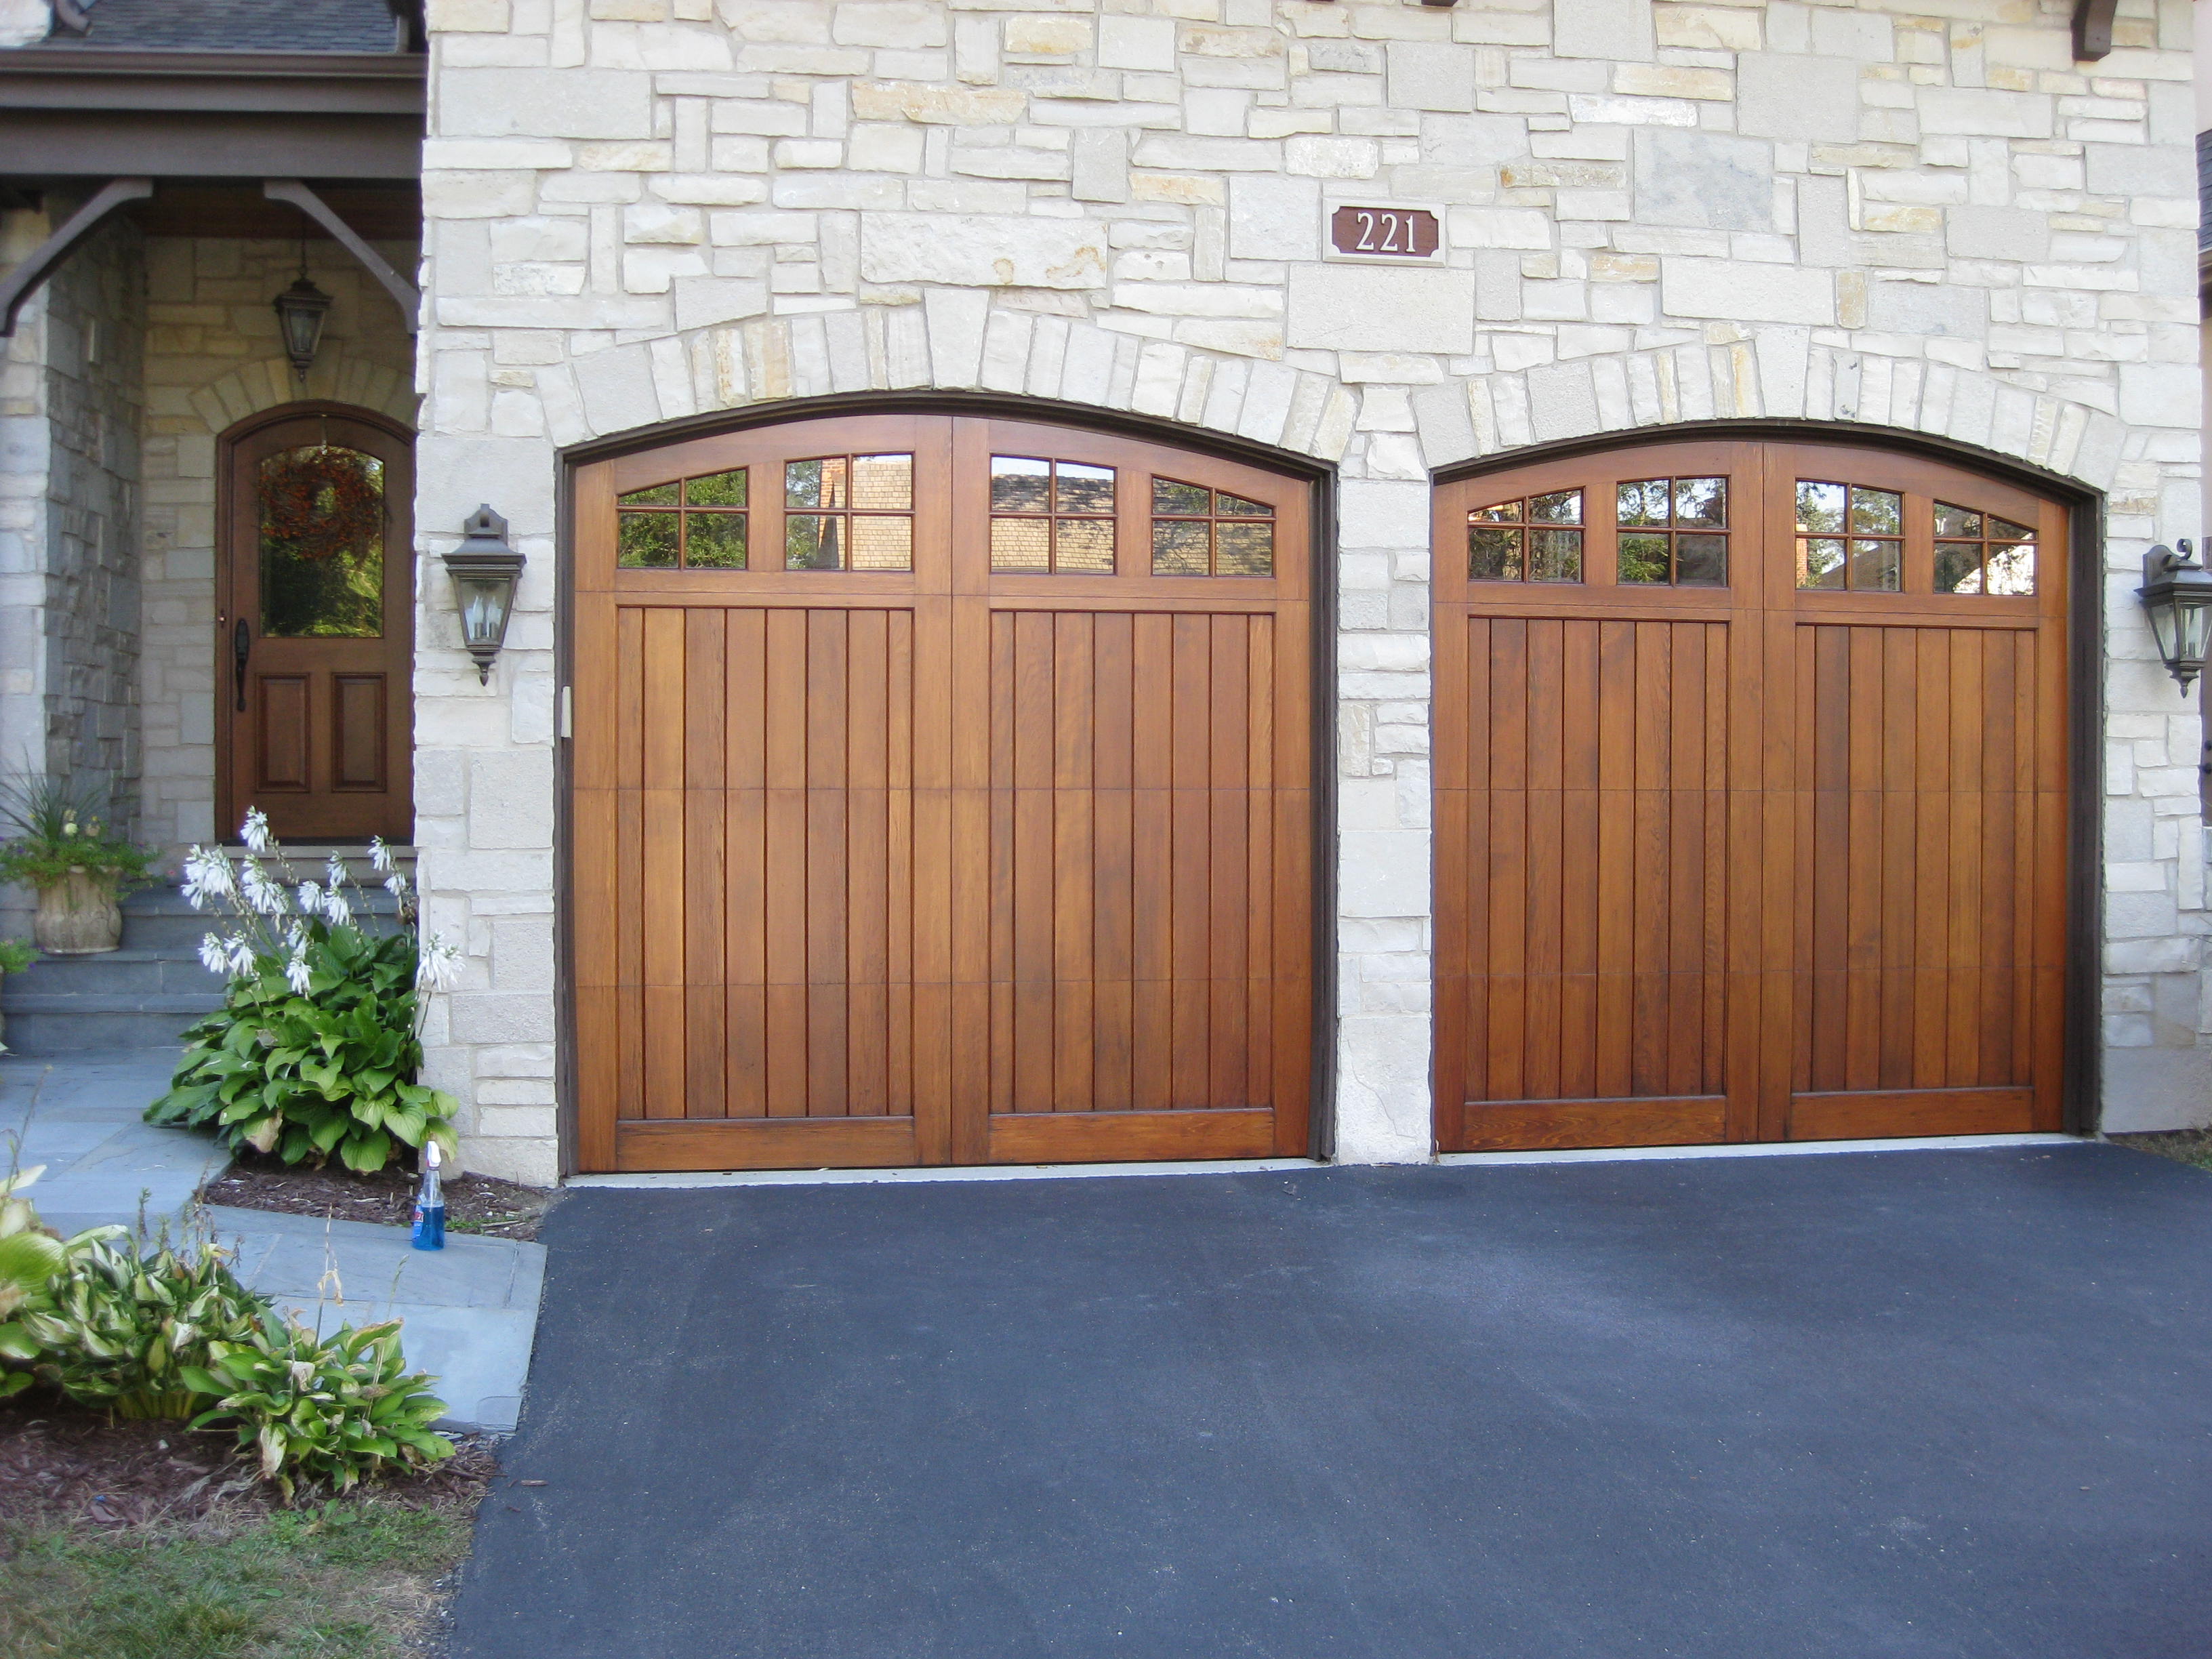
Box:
(571, 413), (1315, 1172)
(218, 407), (415, 844)
(1434, 438), (2070, 1150)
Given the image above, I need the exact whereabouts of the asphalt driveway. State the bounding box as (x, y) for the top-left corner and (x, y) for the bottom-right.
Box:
(449, 1144), (2212, 1658)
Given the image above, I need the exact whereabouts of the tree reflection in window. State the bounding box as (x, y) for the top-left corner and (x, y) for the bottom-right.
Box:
(258, 445), (385, 637)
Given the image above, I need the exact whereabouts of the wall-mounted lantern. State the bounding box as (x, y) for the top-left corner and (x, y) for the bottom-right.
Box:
(2138, 540), (2212, 692)
(443, 506), (526, 684)
(272, 271), (332, 383)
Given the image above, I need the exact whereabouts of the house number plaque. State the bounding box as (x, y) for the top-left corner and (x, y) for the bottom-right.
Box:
(1328, 205), (1443, 262)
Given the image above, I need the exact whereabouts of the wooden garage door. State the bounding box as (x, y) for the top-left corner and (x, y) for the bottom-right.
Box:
(571, 413), (1314, 1172)
(1434, 439), (2070, 1151)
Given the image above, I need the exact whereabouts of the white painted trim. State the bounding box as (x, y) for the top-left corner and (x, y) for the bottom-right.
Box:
(564, 1132), (2087, 1189)
(1437, 1133), (2083, 1167)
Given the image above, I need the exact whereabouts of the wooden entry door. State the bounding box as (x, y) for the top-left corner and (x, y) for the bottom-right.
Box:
(571, 413), (1315, 1172)
(218, 406), (415, 844)
(1434, 438), (2070, 1151)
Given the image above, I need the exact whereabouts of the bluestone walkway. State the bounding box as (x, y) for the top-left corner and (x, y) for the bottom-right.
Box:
(453, 1142), (2212, 1659)
(0, 1048), (543, 1430)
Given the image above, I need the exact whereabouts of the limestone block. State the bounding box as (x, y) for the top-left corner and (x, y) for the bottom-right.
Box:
(1660, 257), (1833, 326)
(1070, 129), (1130, 203)
(1420, 112), (1531, 168)
(1552, 0), (1654, 62)
(1337, 477), (1432, 548)
(848, 123), (926, 173)
(673, 275), (768, 329)
(832, 1), (947, 48)
(1285, 266), (1475, 355)
(1446, 207), (1551, 250)
(1735, 53), (1860, 143)
(1098, 14), (1175, 71)
(861, 214), (1107, 288)
(1868, 280), (1987, 340)
(436, 69), (653, 139)
(1654, 4), (1762, 52)
(2085, 142), (2194, 201)
(850, 81), (1026, 125)
(2118, 362), (2199, 427)
(1284, 136), (1378, 179)
(1945, 204), (2050, 263)
(1917, 87), (2053, 140)
(447, 992), (557, 1046)
(1632, 129), (1774, 231)
(1386, 42), (1475, 113)
(424, 171), (540, 220)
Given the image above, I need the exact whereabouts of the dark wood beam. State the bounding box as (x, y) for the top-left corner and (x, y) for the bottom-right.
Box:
(0, 177), (152, 336)
(264, 178), (420, 334)
(2073, 0), (2119, 60)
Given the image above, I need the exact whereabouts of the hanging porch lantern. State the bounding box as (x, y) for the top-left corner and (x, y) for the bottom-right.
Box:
(272, 272), (333, 382)
(443, 506), (527, 684)
(2137, 540), (2212, 691)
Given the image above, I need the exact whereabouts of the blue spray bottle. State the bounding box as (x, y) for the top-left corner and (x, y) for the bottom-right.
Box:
(411, 1139), (446, 1251)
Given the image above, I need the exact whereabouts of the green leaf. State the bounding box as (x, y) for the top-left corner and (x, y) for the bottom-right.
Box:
(338, 1128), (392, 1174)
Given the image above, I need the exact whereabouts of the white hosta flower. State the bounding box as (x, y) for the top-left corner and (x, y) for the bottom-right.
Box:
(297, 880), (322, 917)
(321, 886), (352, 928)
(416, 934), (464, 992)
(180, 846), (237, 910)
(384, 871), (410, 901)
(284, 948), (313, 998)
(241, 807), (272, 853)
(368, 837), (394, 875)
(239, 860), (287, 918)
(227, 937), (259, 978)
(198, 933), (232, 977)
(326, 853), (348, 892)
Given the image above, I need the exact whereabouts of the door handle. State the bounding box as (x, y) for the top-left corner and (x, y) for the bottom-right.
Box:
(232, 618), (251, 712)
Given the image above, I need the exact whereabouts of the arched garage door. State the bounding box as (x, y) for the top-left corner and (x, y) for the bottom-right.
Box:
(570, 413), (1315, 1172)
(1434, 438), (2072, 1151)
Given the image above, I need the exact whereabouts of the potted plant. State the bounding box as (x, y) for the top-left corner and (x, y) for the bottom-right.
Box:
(0, 777), (157, 956)
(0, 938), (32, 1051)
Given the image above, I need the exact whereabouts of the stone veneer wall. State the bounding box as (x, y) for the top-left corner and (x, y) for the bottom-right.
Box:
(413, 0), (2205, 1183)
(138, 236), (419, 857)
(0, 211), (145, 938)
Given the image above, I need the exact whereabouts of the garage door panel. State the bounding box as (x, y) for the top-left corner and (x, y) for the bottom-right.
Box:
(575, 413), (1315, 1170)
(1439, 439), (2070, 1151)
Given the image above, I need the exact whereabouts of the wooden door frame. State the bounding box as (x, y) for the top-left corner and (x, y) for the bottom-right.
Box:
(214, 400), (418, 846)
(550, 391), (1339, 1177)
(1430, 417), (2104, 1142)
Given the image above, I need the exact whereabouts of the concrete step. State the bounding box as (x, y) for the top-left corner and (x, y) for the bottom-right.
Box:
(121, 881), (407, 950)
(1, 1008), (217, 1052)
(0, 859), (417, 1056)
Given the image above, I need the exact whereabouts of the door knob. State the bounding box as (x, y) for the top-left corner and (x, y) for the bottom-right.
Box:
(232, 617), (251, 712)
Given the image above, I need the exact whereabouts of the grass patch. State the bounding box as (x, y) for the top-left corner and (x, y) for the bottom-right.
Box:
(2109, 1129), (2212, 1172)
(1, 1496), (474, 1659)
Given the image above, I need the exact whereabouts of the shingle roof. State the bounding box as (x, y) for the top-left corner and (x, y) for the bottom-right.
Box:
(39, 0), (403, 53)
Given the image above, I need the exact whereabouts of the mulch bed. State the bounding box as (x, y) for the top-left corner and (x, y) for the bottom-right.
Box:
(0, 1387), (500, 1536)
(200, 1156), (560, 1242)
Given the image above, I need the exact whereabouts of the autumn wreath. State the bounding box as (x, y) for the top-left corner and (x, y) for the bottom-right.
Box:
(258, 445), (384, 563)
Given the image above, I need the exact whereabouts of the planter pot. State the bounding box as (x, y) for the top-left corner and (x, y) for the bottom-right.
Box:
(33, 870), (122, 955)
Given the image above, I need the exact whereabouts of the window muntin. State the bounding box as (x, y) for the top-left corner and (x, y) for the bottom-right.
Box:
(1616, 476), (1727, 587)
(1467, 489), (1582, 582)
(989, 456), (1117, 573)
(1934, 501), (2036, 595)
(1797, 481), (1901, 592)
(1149, 478), (1275, 577)
(784, 453), (914, 571)
(617, 467), (750, 569)
(259, 445), (386, 635)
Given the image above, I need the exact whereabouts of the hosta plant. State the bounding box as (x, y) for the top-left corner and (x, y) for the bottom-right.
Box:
(21, 1216), (268, 1419)
(185, 1315), (455, 1501)
(0, 1165), (124, 1399)
(145, 811), (463, 1174)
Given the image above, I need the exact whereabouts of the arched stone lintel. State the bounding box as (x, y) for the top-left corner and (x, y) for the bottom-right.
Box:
(533, 307), (2127, 504)
(184, 353), (418, 439)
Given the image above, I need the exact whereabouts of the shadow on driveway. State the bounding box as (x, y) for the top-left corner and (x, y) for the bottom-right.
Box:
(450, 1144), (2212, 1658)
